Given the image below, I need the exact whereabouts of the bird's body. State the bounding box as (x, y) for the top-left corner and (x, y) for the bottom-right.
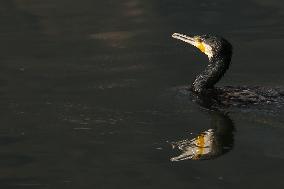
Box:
(213, 86), (284, 107)
(172, 33), (284, 108)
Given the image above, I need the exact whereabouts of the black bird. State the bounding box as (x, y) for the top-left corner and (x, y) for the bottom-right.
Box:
(172, 33), (284, 107)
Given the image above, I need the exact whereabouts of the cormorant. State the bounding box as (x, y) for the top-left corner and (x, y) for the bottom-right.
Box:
(172, 33), (284, 107)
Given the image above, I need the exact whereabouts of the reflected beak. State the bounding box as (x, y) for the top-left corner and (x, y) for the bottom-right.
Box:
(172, 33), (196, 46)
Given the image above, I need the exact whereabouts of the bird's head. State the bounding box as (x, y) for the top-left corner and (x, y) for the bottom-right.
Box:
(172, 33), (232, 60)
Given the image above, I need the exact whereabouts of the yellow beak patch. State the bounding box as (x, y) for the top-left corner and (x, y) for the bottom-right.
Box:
(196, 42), (206, 53)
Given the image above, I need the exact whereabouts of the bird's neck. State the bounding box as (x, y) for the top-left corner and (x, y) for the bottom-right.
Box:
(191, 55), (231, 94)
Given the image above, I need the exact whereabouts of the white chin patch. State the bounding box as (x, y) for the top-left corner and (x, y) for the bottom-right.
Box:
(203, 44), (213, 59)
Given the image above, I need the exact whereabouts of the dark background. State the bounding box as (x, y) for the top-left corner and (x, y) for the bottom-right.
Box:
(0, 0), (284, 188)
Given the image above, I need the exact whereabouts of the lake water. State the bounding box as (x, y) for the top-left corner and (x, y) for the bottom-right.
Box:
(1, 0), (284, 188)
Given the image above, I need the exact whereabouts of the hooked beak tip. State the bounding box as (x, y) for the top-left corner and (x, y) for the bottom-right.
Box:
(171, 33), (180, 38)
(172, 32), (186, 39)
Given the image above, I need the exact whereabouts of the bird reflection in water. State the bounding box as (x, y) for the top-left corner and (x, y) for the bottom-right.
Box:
(170, 112), (234, 161)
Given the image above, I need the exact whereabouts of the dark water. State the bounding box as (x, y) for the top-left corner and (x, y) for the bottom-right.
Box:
(1, 0), (284, 188)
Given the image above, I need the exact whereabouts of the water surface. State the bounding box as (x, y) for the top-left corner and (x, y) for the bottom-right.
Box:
(1, 0), (284, 188)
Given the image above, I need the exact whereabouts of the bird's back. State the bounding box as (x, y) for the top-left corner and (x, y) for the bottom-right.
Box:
(214, 86), (284, 107)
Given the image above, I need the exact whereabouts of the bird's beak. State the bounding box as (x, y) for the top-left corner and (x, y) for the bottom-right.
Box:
(172, 33), (208, 55)
(172, 33), (197, 46)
